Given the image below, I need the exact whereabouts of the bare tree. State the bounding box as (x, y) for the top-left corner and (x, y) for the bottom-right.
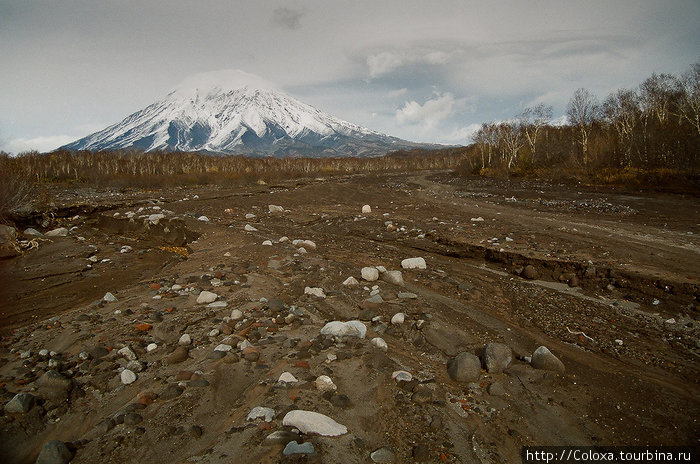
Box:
(677, 62), (700, 136)
(520, 103), (553, 163)
(639, 73), (679, 125)
(567, 88), (600, 164)
(603, 88), (640, 165)
(498, 120), (525, 170)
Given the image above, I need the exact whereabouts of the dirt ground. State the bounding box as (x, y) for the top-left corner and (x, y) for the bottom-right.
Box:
(0, 170), (698, 463)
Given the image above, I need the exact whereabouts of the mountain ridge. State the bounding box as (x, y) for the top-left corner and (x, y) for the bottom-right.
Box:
(61, 72), (434, 157)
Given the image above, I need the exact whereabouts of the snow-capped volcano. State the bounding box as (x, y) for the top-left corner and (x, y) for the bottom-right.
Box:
(61, 70), (428, 157)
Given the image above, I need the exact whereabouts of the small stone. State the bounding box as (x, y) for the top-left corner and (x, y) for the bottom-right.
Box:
(342, 276), (359, 286)
(247, 406), (275, 422)
(401, 257), (426, 270)
(103, 292), (118, 302)
(196, 291), (218, 304)
(146, 343), (158, 352)
(371, 337), (388, 351)
(362, 205), (372, 213)
(365, 294), (383, 304)
(304, 287), (326, 298)
(382, 270), (404, 286)
(45, 228), (69, 237)
(391, 313), (405, 325)
(282, 410), (347, 436)
(522, 265), (539, 280)
(370, 447), (395, 463)
(118, 346), (138, 361)
(4, 393), (35, 413)
(268, 204), (284, 213)
(531, 346), (565, 373)
(262, 240), (273, 246)
(197, 216), (209, 222)
(264, 430), (301, 446)
(242, 346), (260, 362)
(178, 334), (192, 345)
(121, 369), (137, 385)
(361, 267), (379, 281)
(447, 352), (481, 383)
(207, 301), (228, 308)
(35, 440), (72, 464)
(398, 291), (418, 299)
(124, 412), (143, 425)
(278, 372), (298, 384)
(160, 384), (184, 400)
(167, 346), (189, 364)
(214, 344), (232, 352)
(391, 371), (413, 382)
(320, 320), (367, 338)
(244, 224), (258, 232)
(283, 441), (315, 456)
(230, 309), (244, 320)
(315, 375), (337, 393)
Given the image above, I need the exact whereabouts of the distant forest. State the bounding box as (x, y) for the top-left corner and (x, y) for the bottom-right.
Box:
(1, 63), (698, 221)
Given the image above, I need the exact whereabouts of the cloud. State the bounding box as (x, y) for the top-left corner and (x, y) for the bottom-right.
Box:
(271, 7), (303, 30)
(396, 92), (455, 128)
(6, 135), (76, 154)
(366, 48), (461, 79)
(387, 88), (407, 98)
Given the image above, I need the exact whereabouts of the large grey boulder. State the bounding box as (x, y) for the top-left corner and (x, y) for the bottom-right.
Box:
(483, 343), (513, 373)
(447, 352), (481, 383)
(531, 346), (565, 373)
(35, 440), (72, 464)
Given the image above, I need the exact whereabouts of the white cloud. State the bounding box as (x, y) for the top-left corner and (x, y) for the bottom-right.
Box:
(387, 88), (408, 98)
(366, 48), (461, 79)
(367, 52), (406, 79)
(396, 92), (455, 127)
(6, 135), (75, 154)
(443, 124), (482, 144)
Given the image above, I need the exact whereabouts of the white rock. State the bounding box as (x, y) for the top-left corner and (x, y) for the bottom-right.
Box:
(247, 406), (275, 422)
(342, 276), (359, 286)
(178, 334), (192, 345)
(382, 270), (404, 286)
(268, 205), (284, 213)
(245, 213), (256, 219)
(391, 313), (405, 325)
(362, 205), (372, 213)
(304, 287), (326, 298)
(197, 216), (210, 222)
(471, 217), (485, 222)
(244, 224), (258, 232)
(118, 346), (137, 361)
(279, 236), (289, 242)
(207, 301), (228, 308)
(361, 267), (379, 281)
(208, 329), (220, 337)
(320, 320), (366, 339)
(214, 344), (232, 352)
(282, 410), (348, 436)
(146, 343), (158, 352)
(315, 375), (337, 393)
(230, 309), (244, 320)
(371, 337), (388, 351)
(196, 291), (218, 304)
(148, 214), (165, 225)
(301, 240), (316, 250)
(391, 370), (413, 382)
(376, 265), (387, 273)
(120, 369), (137, 385)
(171, 284), (182, 291)
(102, 292), (118, 302)
(45, 227), (69, 237)
(401, 257), (427, 270)
(278, 372), (298, 384)
(262, 240), (273, 246)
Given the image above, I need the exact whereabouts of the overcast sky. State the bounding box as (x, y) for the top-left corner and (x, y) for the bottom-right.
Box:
(1, 0), (698, 153)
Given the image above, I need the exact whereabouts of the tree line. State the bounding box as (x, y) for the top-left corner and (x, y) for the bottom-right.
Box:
(463, 62), (699, 175)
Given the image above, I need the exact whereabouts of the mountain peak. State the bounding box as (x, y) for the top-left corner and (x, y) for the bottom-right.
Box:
(172, 70), (278, 99)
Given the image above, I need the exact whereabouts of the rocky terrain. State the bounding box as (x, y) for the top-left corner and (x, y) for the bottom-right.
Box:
(0, 170), (698, 463)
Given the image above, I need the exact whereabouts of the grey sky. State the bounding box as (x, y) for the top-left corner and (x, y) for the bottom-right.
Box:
(1, 0), (698, 153)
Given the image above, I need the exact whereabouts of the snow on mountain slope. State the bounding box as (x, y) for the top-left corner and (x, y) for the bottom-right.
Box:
(62, 70), (429, 157)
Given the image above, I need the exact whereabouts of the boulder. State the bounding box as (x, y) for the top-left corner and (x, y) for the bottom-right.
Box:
(447, 352), (481, 383)
(382, 270), (404, 286)
(401, 257), (426, 270)
(321, 320), (367, 338)
(361, 267), (379, 281)
(282, 410), (347, 436)
(482, 343), (512, 373)
(531, 346), (565, 373)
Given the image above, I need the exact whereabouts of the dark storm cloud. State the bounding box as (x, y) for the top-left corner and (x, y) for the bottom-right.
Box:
(271, 7), (304, 30)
